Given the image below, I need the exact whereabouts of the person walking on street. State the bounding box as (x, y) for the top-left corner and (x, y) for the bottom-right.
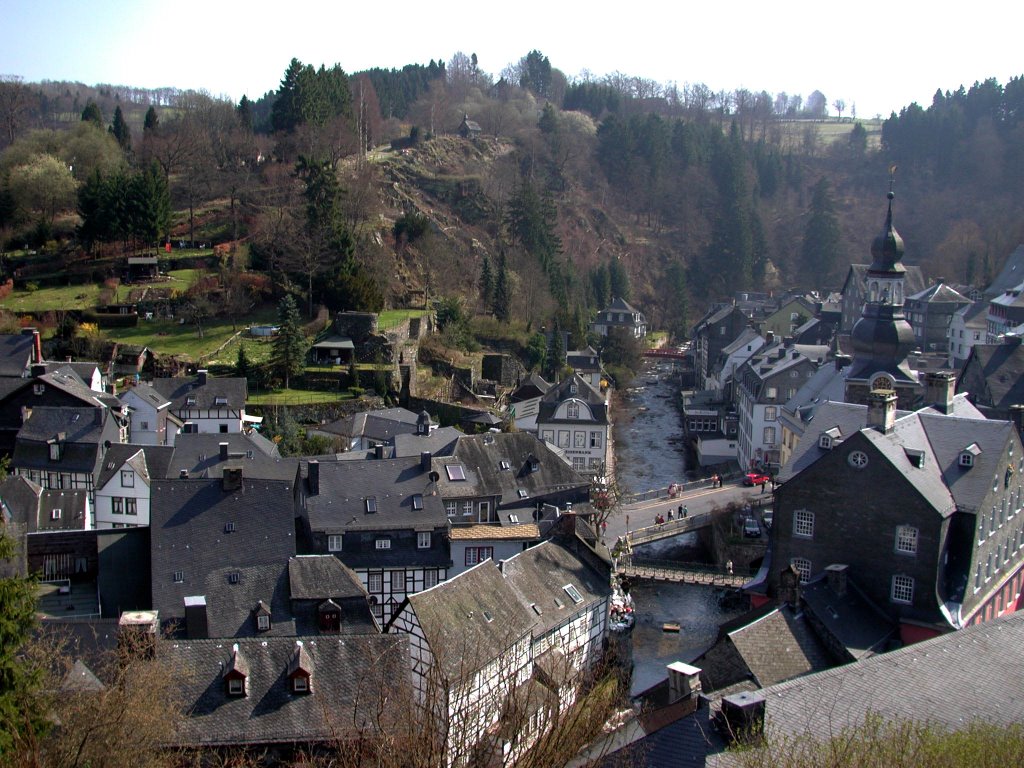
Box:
(667, 508), (674, 521)
(678, 504), (683, 518)
(760, 480), (766, 493)
(683, 505), (688, 518)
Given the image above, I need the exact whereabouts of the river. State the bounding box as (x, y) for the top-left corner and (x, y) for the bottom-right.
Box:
(613, 358), (748, 694)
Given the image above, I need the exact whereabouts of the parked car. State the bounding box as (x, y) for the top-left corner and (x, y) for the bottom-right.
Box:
(762, 508), (774, 530)
(743, 472), (771, 487)
(743, 517), (761, 537)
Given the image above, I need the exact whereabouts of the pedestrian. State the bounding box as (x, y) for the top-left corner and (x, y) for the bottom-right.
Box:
(760, 481), (766, 493)
(678, 504), (683, 518)
(667, 508), (674, 521)
(601, 520), (608, 534)
(683, 505), (688, 518)
(726, 559), (734, 574)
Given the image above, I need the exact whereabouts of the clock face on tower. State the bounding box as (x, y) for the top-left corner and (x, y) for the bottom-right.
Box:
(848, 450), (869, 469)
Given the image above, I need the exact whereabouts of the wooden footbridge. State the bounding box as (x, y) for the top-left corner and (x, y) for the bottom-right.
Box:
(617, 555), (748, 589)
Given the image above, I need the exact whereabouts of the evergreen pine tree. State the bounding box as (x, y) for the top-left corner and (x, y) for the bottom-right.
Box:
(271, 295), (308, 389)
(546, 320), (564, 381)
(109, 106), (131, 152)
(143, 105), (159, 133)
(81, 101), (103, 127)
(492, 251), (512, 322)
(235, 342), (252, 383)
(479, 253), (494, 310)
(608, 257), (631, 301)
(800, 178), (842, 279)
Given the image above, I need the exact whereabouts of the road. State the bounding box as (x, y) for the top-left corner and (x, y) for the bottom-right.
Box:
(600, 480), (771, 546)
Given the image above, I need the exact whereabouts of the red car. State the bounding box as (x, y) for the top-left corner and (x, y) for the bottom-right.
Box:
(743, 472), (771, 487)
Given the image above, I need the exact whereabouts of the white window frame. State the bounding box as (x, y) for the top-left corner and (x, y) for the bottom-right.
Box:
(121, 470), (134, 488)
(793, 509), (814, 538)
(891, 574), (914, 604)
(328, 534), (343, 552)
(791, 558), (811, 583)
(112, 497), (124, 515)
(445, 501), (457, 515)
(125, 498), (137, 516)
(257, 614), (270, 631)
(417, 531), (431, 549)
(228, 678), (244, 695)
(895, 525), (918, 555)
(375, 538), (391, 550)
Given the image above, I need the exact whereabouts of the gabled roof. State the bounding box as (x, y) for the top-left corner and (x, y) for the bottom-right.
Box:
(959, 341), (1024, 411)
(538, 374), (608, 423)
(603, 297), (643, 315)
(501, 540), (610, 638)
(301, 456), (447, 535)
(436, 432), (589, 507)
(316, 407), (424, 442)
(954, 300), (989, 328)
(0, 334), (34, 377)
(402, 561), (535, 683)
(707, 612), (1024, 766)
(985, 243), (1024, 298)
(166, 633), (409, 748)
(391, 426), (461, 458)
(288, 555), (366, 601)
(35, 370), (109, 407)
(510, 373), (551, 402)
(96, 444), (174, 489)
(37, 489), (90, 531)
(13, 407), (120, 475)
(907, 281), (971, 305)
(119, 384), (171, 410)
(150, 374), (247, 411)
(150, 478), (297, 636)
(168, 433), (294, 481)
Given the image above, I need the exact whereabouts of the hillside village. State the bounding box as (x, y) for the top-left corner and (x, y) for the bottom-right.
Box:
(3, 55), (1024, 767)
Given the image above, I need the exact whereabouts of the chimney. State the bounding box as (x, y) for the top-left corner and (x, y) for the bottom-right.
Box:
(22, 327), (41, 365)
(721, 691), (766, 744)
(825, 563), (848, 597)
(834, 354), (852, 371)
(197, 369), (208, 386)
(183, 596), (208, 640)
(867, 389), (897, 434)
(420, 451), (431, 473)
(417, 410), (430, 435)
(374, 444), (385, 460)
(924, 371), (955, 414)
(118, 610), (159, 658)
(219, 442), (229, 461)
(667, 661), (702, 704)
(179, 469), (189, 479)
(308, 460), (320, 495)
(765, 331), (775, 345)
(30, 363), (46, 377)
(222, 467), (243, 492)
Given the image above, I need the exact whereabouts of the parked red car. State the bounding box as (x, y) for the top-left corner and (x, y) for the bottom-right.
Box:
(743, 472), (771, 487)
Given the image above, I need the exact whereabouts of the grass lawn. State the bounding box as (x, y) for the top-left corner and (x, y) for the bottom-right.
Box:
(247, 388), (357, 406)
(2, 283), (105, 312)
(113, 306), (278, 360)
(378, 308), (430, 331)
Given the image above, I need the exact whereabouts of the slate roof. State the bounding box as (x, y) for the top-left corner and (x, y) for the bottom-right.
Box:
(288, 555), (366, 601)
(149, 478), (297, 637)
(318, 407), (425, 442)
(0, 475), (43, 529)
(37, 489), (90, 531)
(602, 297), (644, 317)
(537, 374), (609, 424)
(168, 433), (295, 481)
(166, 633), (409, 748)
(391, 426), (461, 458)
(693, 604), (833, 694)
(35, 370), (109, 407)
(959, 342), (1024, 413)
(954, 300), (989, 329)
(800, 574), (897, 660)
(985, 243), (1024, 298)
(96, 444), (174, 489)
(13, 406), (119, 475)
(510, 373), (551, 402)
(707, 611), (1024, 766)
(150, 374), (247, 411)
(119, 384), (171, 409)
(401, 561), (535, 683)
(436, 432), (590, 507)
(501, 540), (611, 639)
(907, 281), (971, 306)
(301, 456), (447, 533)
(0, 334), (34, 377)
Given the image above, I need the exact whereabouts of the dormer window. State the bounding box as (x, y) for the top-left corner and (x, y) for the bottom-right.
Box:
(569, 383), (578, 395)
(48, 442), (62, 461)
(960, 443), (981, 468)
(214, 396), (228, 406)
(818, 434), (833, 450)
(499, 460), (510, 471)
(224, 645), (249, 697)
(185, 396), (197, 406)
(567, 402), (580, 419)
(254, 600), (272, 631)
(318, 599), (341, 633)
(288, 641), (313, 694)
(50, 508), (61, 520)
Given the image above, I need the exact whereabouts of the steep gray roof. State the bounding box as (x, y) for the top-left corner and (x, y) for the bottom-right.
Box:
(318, 407), (424, 442)
(907, 281), (970, 305)
(403, 561), (535, 683)
(537, 374), (609, 424)
(119, 384), (171, 409)
(301, 456), (447, 533)
(168, 433), (295, 481)
(800, 574), (896, 660)
(959, 342), (1024, 412)
(435, 432), (589, 507)
(288, 555), (366, 601)
(13, 406), (120, 476)
(150, 478), (297, 637)
(96, 444), (174, 489)
(955, 300), (990, 328)
(708, 611), (1024, 766)
(150, 374), (247, 411)
(0, 334), (33, 377)
(501, 540), (610, 638)
(37, 489), (90, 531)
(391, 426), (461, 458)
(166, 633), (409, 748)
(985, 243), (1024, 298)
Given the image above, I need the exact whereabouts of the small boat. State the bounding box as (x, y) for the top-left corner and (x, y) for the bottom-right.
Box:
(662, 621), (681, 633)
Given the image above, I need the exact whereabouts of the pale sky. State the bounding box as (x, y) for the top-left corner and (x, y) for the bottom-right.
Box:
(1, 0), (1019, 120)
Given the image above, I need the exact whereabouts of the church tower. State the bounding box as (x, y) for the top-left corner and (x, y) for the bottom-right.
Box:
(844, 186), (920, 408)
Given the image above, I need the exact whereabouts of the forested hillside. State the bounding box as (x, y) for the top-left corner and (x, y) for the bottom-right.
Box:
(2, 55), (1024, 341)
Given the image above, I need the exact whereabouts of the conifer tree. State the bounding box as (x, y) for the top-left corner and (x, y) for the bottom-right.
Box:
(800, 177), (842, 279)
(479, 253), (494, 310)
(109, 106), (131, 152)
(492, 251), (512, 322)
(235, 342), (252, 383)
(271, 295), (307, 389)
(143, 105), (159, 133)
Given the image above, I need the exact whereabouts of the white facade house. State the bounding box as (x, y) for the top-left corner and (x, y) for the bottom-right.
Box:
(120, 385), (174, 446)
(150, 370), (248, 435)
(589, 297), (647, 339)
(948, 301), (990, 369)
(93, 445), (172, 529)
(536, 375), (610, 473)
